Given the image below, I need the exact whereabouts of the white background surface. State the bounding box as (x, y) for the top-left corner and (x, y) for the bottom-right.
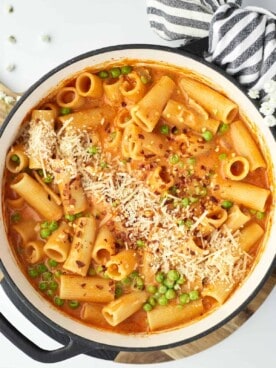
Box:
(0, 1), (275, 367)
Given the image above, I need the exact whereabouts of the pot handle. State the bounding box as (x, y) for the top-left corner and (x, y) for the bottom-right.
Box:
(0, 310), (118, 362)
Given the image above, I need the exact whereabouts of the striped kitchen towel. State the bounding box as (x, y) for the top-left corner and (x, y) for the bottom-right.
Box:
(147, 0), (276, 89)
(147, 0), (276, 126)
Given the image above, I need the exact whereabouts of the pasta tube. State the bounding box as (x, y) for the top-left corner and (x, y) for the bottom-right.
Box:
(120, 72), (146, 103)
(224, 204), (250, 232)
(103, 78), (123, 105)
(92, 225), (115, 265)
(162, 99), (220, 134)
(44, 222), (72, 262)
(179, 78), (238, 123)
(202, 280), (235, 305)
(147, 300), (203, 331)
(102, 291), (147, 326)
(76, 72), (103, 98)
(56, 87), (84, 109)
(122, 123), (166, 160)
(222, 155), (250, 181)
(12, 219), (37, 245)
(31, 109), (56, 122)
(6, 145), (29, 174)
(230, 120), (266, 170)
(59, 275), (115, 303)
(10, 173), (63, 221)
(131, 76), (175, 132)
(63, 217), (97, 276)
(80, 303), (108, 327)
(238, 222), (264, 252)
(215, 178), (270, 212)
(105, 250), (138, 281)
(58, 106), (116, 129)
(57, 175), (88, 215)
(25, 240), (45, 264)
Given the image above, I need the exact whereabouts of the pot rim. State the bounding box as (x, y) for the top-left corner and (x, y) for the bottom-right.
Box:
(0, 43), (275, 352)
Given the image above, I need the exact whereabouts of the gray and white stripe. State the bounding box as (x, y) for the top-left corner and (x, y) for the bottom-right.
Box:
(206, 4), (276, 89)
(147, 0), (276, 90)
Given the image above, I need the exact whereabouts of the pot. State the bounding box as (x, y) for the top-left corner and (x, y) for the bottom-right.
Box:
(0, 40), (275, 363)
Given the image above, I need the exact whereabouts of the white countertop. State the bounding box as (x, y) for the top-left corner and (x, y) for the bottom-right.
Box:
(0, 1), (275, 367)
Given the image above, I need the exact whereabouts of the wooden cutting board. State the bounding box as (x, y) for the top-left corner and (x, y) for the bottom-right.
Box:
(0, 83), (275, 364)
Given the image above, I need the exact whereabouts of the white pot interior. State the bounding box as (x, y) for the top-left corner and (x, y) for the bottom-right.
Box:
(0, 46), (275, 349)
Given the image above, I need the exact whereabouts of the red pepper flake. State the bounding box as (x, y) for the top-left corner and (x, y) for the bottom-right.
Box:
(76, 260), (85, 268)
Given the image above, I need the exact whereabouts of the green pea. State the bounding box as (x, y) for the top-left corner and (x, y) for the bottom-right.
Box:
(256, 211), (265, 220)
(147, 285), (157, 294)
(165, 289), (176, 300)
(187, 157), (196, 165)
(160, 124), (170, 135)
(157, 295), (168, 306)
(115, 285), (123, 298)
(11, 213), (21, 223)
(37, 264), (48, 274)
(109, 67), (121, 78)
(189, 196), (199, 204)
(11, 154), (20, 163)
(158, 285), (167, 294)
(121, 65), (132, 75)
(219, 153), (227, 160)
(202, 130), (213, 142)
(184, 219), (193, 228)
(49, 281), (58, 291)
(54, 296), (64, 306)
(177, 219), (185, 227)
(163, 278), (175, 289)
(48, 259), (58, 268)
(28, 268), (39, 278)
(218, 123), (229, 134)
(122, 277), (131, 285)
(167, 270), (180, 282)
(129, 271), (139, 279)
(39, 281), (48, 291)
(140, 75), (149, 84)
(87, 145), (99, 155)
(68, 300), (80, 309)
(40, 221), (50, 229)
(43, 174), (53, 184)
(221, 200), (233, 209)
(65, 214), (76, 222)
(143, 303), (153, 312)
(155, 272), (165, 283)
(100, 161), (108, 169)
(148, 296), (157, 307)
(42, 271), (53, 281)
(169, 154), (180, 165)
(46, 289), (54, 297)
(60, 107), (71, 115)
(48, 221), (58, 232)
(136, 239), (145, 247)
(75, 212), (83, 218)
(189, 290), (200, 301)
(179, 293), (190, 305)
(40, 228), (52, 239)
(176, 275), (186, 285)
(54, 270), (62, 278)
(134, 276), (144, 290)
(181, 198), (190, 207)
(98, 70), (109, 79)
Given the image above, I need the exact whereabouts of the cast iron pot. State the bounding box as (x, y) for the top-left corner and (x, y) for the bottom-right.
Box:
(0, 40), (275, 363)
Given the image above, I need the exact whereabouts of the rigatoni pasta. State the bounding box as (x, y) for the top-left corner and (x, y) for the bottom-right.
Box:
(3, 59), (273, 335)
